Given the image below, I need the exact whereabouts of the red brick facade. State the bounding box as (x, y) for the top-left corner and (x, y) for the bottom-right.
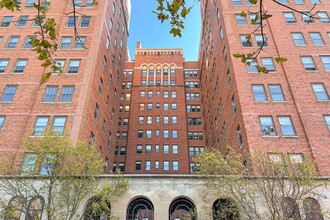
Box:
(199, 0), (330, 175)
(0, 0), (130, 172)
(113, 43), (205, 174)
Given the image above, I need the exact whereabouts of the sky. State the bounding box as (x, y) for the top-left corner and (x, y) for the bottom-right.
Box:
(127, 0), (201, 61)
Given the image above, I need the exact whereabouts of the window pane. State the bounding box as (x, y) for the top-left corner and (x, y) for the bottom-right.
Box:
(33, 116), (49, 136)
(269, 85), (285, 101)
(278, 116), (296, 136)
(259, 116), (276, 136)
(2, 85), (17, 102)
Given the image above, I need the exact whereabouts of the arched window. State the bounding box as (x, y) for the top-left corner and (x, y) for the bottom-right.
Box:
(212, 198), (239, 220)
(83, 197), (111, 220)
(127, 197), (154, 220)
(281, 197), (301, 220)
(26, 196), (44, 220)
(4, 196), (24, 220)
(142, 65), (147, 77)
(149, 66), (154, 77)
(303, 197), (324, 220)
(163, 66), (168, 76)
(169, 197), (196, 220)
(170, 65), (175, 76)
(156, 65), (161, 75)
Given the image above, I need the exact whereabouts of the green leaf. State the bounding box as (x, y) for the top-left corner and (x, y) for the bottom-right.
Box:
(275, 57), (287, 63)
(261, 13), (272, 20)
(41, 72), (52, 83)
(256, 66), (268, 73)
(240, 11), (247, 17)
(170, 27), (182, 37)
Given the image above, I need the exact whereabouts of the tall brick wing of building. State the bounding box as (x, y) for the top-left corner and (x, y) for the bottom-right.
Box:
(0, 0), (131, 173)
(114, 42), (205, 174)
(199, 0), (330, 175)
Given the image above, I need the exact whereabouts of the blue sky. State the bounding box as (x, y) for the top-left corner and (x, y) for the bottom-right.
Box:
(127, 0), (201, 61)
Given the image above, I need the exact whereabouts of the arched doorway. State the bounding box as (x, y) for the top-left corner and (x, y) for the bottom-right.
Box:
(169, 197), (196, 220)
(281, 197), (301, 220)
(83, 196), (111, 220)
(126, 197), (154, 220)
(212, 198), (240, 220)
(303, 197), (324, 220)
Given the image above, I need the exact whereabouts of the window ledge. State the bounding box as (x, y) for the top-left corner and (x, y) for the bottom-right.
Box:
(272, 101), (287, 103)
(40, 102), (56, 104)
(282, 136), (298, 138)
(262, 135), (279, 138)
(254, 101), (269, 103)
(305, 70), (318, 73)
(11, 73), (24, 75)
(316, 100), (329, 103)
(0, 101), (13, 104)
(58, 102), (72, 104)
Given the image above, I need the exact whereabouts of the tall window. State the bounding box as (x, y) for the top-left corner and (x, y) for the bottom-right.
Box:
(1, 16), (13, 27)
(1, 85), (17, 102)
(43, 86), (58, 102)
(6, 36), (20, 48)
(145, 161), (151, 171)
(317, 11), (330, 23)
(0, 59), (9, 73)
(240, 35), (252, 47)
(284, 12), (296, 23)
(60, 36), (72, 49)
(80, 16), (91, 27)
(252, 85), (267, 101)
(301, 56), (317, 71)
(164, 161), (169, 171)
(0, 116), (5, 130)
(312, 83), (329, 100)
(173, 161), (179, 171)
(309, 32), (324, 46)
(23, 36), (36, 48)
(237, 125), (243, 147)
(66, 16), (76, 27)
(74, 36), (86, 49)
(52, 116), (66, 135)
(246, 59), (258, 72)
(259, 116), (276, 136)
(172, 145), (178, 154)
(33, 116), (49, 136)
(269, 85), (285, 101)
(261, 58), (276, 72)
(21, 153), (37, 175)
(172, 130), (178, 139)
(278, 116), (296, 136)
(13, 59), (28, 73)
(68, 59), (80, 73)
(320, 56), (330, 71)
(291, 32), (305, 45)
(235, 14), (247, 25)
(324, 116), (330, 131)
(255, 34), (267, 47)
(59, 86), (74, 102)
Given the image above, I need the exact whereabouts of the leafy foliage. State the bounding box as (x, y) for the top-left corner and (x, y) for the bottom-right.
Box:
(0, 130), (127, 220)
(195, 147), (328, 219)
(153, 0), (195, 37)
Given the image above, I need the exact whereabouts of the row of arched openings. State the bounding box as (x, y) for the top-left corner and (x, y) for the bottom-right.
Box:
(84, 197), (197, 220)
(4, 195), (324, 220)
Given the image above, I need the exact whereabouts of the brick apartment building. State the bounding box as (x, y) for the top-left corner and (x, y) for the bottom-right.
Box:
(199, 0), (330, 176)
(0, 0), (330, 219)
(0, 0), (131, 172)
(0, 0), (329, 177)
(114, 42), (205, 174)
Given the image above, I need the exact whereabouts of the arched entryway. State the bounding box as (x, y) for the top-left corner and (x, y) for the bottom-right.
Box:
(126, 197), (154, 220)
(212, 198), (240, 220)
(169, 197), (196, 220)
(83, 196), (111, 220)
